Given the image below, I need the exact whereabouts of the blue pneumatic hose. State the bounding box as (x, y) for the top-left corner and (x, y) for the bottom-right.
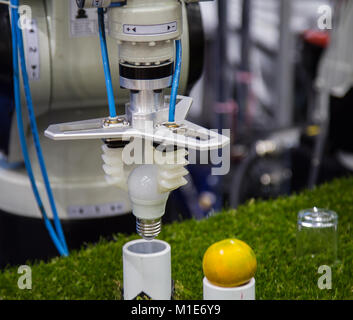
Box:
(14, 2), (68, 254)
(10, 0), (68, 256)
(168, 39), (182, 123)
(98, 7), (117, 118)
(109, 2), (125, 7)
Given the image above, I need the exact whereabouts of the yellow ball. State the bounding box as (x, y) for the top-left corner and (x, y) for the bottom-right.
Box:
(202, 238), (257, 287)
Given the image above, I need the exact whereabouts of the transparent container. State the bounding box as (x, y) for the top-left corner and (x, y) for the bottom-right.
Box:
(296, 207), (338, 263)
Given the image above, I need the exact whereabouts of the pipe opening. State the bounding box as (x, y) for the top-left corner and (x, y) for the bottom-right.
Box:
(127, 241), (166, 254)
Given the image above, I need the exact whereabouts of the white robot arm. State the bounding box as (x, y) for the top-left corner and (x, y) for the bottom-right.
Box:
(45, 0), (228, 239)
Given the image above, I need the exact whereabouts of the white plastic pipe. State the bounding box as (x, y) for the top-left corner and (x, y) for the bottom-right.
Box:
(123, 239), (172, 300)
(203, 277), (255, 300)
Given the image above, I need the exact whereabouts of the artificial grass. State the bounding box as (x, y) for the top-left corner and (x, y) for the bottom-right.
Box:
(0, 177), (353, 300)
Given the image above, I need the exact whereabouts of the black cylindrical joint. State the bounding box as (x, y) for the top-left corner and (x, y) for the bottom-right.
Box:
(102, 139), (130, 148)
(119, 62), (174, 81)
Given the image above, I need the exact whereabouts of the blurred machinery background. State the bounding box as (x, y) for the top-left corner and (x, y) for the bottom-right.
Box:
(1, 0), (353, 267)
(187, 0), (353, 210)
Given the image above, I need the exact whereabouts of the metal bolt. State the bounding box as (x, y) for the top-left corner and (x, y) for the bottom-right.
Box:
(160, 122), (186, 135)
(102, 117), (129, 128)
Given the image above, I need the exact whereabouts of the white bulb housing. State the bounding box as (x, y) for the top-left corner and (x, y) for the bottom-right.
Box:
(128, 164), (170, 239)
(128, 164), (170, 221)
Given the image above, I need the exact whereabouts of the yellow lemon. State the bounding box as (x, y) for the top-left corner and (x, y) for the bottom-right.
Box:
(202, 238), (257, 287)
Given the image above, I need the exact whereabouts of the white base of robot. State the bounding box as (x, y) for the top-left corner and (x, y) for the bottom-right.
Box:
(123, 239), (172, 300)
(203, 277), (256, 300)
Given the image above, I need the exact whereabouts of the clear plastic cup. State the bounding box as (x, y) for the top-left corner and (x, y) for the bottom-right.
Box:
(296, 207), (338, 263)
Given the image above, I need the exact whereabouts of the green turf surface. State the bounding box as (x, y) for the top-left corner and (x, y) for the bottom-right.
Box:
(0, 177), (353, 300)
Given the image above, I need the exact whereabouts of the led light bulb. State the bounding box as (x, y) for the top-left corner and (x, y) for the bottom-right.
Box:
(128, 165), (169, 240)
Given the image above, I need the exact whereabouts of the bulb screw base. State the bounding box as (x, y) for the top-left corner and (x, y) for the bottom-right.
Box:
(136, 218), (162, 240)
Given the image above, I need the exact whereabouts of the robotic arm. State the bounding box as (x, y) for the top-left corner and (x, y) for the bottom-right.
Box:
(45, 0), (228, 240)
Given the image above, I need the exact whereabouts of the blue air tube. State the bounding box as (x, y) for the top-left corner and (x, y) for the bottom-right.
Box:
(10, 0), (68, 256)
(109, 2), (125, 7)
(14, 1), (68, 254)
(168, 39), (182, 123)
(98, 8), (117, 118)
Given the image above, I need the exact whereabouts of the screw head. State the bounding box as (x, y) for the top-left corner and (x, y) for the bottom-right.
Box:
(102, 117), (129, 128)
